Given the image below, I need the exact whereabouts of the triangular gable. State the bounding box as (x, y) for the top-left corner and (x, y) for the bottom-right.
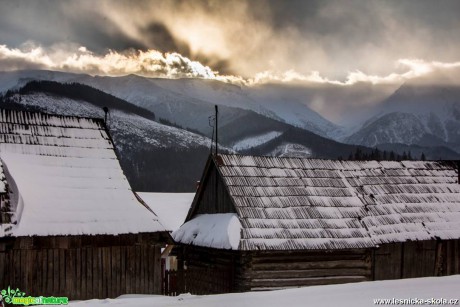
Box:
(185, 155), (238, 221)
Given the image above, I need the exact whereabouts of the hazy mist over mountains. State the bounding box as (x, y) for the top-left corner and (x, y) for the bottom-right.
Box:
(1, 68), (460, 190)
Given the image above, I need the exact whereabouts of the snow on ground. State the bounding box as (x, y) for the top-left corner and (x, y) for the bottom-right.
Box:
(137, 192), (195, 232)
(68, 275), (460, 307)
(232, 131), (282, 151)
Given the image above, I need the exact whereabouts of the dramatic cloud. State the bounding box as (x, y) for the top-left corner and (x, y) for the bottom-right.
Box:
(1, 44), (460, 87)
(0, 0), (459, 85)
(252, 59), (460, 85)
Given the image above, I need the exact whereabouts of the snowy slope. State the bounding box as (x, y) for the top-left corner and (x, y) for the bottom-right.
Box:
(1, 90), (223, 191)
(151, 78), (341, 138)
(0, 70), (84, 93)
(0, 70), (341, 138)
(232, 131), (282, 151)
(268, 143), (312, 158)
(68, 275), (460, 307)
(345, 83), (460, 153)
(13, 93), (212, 149)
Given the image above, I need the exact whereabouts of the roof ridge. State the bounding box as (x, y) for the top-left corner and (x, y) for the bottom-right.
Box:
(216, 153), (442, 163)
(0, 108), (105, 125)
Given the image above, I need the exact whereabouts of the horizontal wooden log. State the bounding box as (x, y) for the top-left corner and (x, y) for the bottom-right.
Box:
(252, 254), (369, 264)
(3, 233), (167, 250)
(251, 268), (370, 279)
(253, 259), (371, 271)
(251, 275), (368, 288)
(252, 249), (369, 258)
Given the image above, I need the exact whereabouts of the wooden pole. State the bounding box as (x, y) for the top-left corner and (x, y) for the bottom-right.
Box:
(215, 105), (218, 156)
(215, 105), (219, 212)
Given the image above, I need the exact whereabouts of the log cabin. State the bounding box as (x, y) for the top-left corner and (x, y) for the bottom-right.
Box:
(173, 154), (460, 294)
(0, 109), (170, 300)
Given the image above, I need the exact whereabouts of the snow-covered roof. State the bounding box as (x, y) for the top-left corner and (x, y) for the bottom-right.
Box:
(173, 154), (460, 250)
(137, 192), (195, 232)
(0, 109), (167, 237)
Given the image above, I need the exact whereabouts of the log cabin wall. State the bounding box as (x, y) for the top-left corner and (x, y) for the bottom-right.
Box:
(181, 245), (244, 294)
(247, 249), (372, 290)
(443, 239), (460, 275)
(0, 234), (165, 300)
(373, 239), (460, 280)
(181, 240), (460, 295)
(180, 246), (372, 294)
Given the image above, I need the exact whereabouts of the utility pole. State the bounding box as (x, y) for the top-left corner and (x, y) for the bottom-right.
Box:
(215, 105), (218, 156)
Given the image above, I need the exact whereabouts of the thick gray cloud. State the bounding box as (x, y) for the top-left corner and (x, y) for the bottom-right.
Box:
(0, 0), (459, 81)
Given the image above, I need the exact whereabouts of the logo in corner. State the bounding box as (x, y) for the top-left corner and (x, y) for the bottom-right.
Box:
(1, 287), (26, 305)
(0, 287), (68, 306)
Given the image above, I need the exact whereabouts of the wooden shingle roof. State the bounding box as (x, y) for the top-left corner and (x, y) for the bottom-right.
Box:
(0, 109), (167, 237)
(174, 154), (460, 251)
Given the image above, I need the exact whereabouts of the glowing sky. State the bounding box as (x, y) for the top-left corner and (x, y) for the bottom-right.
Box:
(0, 0), (460, 86)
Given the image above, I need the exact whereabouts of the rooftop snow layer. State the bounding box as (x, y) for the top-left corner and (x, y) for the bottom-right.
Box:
(0, 109), (166, 237)
(173, 213), (241, 250)
(174, 154), (460, 250)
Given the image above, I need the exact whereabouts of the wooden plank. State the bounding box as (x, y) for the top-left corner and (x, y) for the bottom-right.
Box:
(251, 275), (368, 289)
(137, 246), (142, 294)
(252, 252), (369, 263)
(126, 247), (133, 294)
(27, 250), (36, 295)
(2, 252), (9, 289)
(86, 248), (93, 300)
(140, 245), (146, 293)
(76, 248), (81, 299)
(81, 248), (87, 300)
(135, 246), (141, 293)
(0, 252), (5, 289)
(65, 249), (74, 299)
(252, 259), (369, 271)
(113, 246), (120, 298)
(105, 247), (112, 298)
(251, 268), (370, 279)
(402, 241), (436, 278)
(153, 246), (161, 294)
(119, 246), (126, 295)
(41, 249), (48, 296)
(374, 243), (402, 280)
(59, 249), (65, 297)
(100, 247), (106, 298)
(33, 250), (41, 296)
(453, 240), (460, 274)
(24, 250), (29, 291)
(95, 247), (102, 299)
(107, 247), (112, 298)
(53, 249), (59, 295)
(14, 249), (22, 292)
(72, 249), (78, 299)
(65, 250), (71, 298)
(101, 247), (107, 298)
(148, 245), (154, 294)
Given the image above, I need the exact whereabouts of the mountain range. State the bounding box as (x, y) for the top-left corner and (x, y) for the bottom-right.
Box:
(0, 70), (459, 191)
